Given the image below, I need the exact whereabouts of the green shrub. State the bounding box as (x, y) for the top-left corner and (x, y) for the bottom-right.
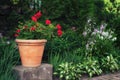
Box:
(45, 29), (82, 55)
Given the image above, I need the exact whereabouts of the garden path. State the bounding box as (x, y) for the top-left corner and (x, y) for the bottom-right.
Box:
(81, 71), (120, 80)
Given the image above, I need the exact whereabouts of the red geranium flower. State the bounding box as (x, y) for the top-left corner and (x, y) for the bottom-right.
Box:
(56, 24), (62, 30)
(34, 11), (42, 19)
(45, 19), (51, 25)
(14, 33), (19, 37)
(31, 16), (37, 22)
(16, 29), (20, 33)
(30, 27), (36, 31)
(57, 30), (62, 37)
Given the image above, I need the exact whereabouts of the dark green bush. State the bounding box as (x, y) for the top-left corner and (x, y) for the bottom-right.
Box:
(41, 0), (105, 29)
(102, 0), (120, 47)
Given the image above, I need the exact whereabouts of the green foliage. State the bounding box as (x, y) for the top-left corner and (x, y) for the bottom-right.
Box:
(82, 57), (102, 77)
(101, 54), (119, 72)
(0, 37), (20, 80)
(47, 19), (120, 78)
(103, 0), (120, 47)
(54, 62), (82, 80)
(45, 29), (82, 56)
(55, 58), (102, 79)
(48, 53), (65, 71)
(41, 0), (105, 29)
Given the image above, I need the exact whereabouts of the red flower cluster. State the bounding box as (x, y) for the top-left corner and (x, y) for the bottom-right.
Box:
(30, 27), (36, 31)
(16, 29), (21, 33)
(14, 29), (21, 37)
(56, 24), (62, 37)
(14, 11), (63, 38)
(31, 11), (42, 22)
(45, 19), (51, 25)
(14, 33), (19, 37)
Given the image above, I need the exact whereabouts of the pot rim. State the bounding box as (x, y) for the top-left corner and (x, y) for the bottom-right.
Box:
(15, 39), (47, 43)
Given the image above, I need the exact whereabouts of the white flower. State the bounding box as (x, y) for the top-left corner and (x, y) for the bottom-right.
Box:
(86, 43), (89, 50)
(98, 35), (104, 40)
(6, 41), (10, 44)
(100, 24), (105, 31)
(101, 32), (109, 37)
(92, 32), (96, 35)
(87, 18), (91, 23)
(112, 37), (117, 41)
(83, 31), (87, 36)
(108, 35), (112, 39)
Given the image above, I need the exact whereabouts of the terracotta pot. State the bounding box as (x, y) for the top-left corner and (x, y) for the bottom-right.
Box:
(15, 39), (47, 67)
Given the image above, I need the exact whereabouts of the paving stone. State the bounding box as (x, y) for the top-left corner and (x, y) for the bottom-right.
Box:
(81, 72), (120, 80)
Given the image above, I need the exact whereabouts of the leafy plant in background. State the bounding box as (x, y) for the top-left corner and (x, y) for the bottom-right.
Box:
(41, 0), (105, 30)
(81, 18), (119, 73)
(82, 18), (117, 56)
(48, 53), (65, 72)
(0, 35), (20, 80)
(103, 0), (120, 47)
(45, 29), (81, 57)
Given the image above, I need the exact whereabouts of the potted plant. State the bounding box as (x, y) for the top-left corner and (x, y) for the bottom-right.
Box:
(14, 11), (63, 67)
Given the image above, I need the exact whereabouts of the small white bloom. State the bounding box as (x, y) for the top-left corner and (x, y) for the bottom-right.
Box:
(87, 18), (91, 23)
(112, 37), (117, 41)
(92, 32), (96, 35)
(86, 43), (89, 50)
(101, 32), (109, 37)
(6, 41), (10, 44)
(83, 31), (87, 36)
(108, 35), (112, 39)
(98, 35), (104, 40)
(94, 29), (99, 33)
(90, 41), (94, 45)
(100, 24), (106, 31)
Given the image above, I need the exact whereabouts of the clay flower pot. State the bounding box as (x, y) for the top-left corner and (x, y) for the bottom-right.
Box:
(15, 39), (47, 67)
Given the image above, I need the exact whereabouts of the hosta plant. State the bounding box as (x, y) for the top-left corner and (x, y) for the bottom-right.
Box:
(54, 62), (82, 80)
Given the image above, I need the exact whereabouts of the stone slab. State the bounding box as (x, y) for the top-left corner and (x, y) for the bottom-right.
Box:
(13, 63), (53, 80)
